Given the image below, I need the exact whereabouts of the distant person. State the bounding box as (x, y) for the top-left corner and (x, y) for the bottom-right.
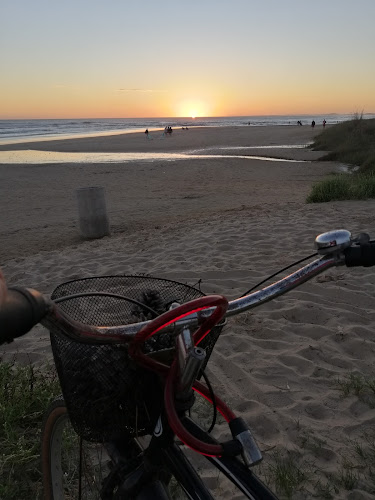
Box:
(297, 120), (302, 126)
(323, 119), (326, 128)
(145, 128), (153, 140)
(311, 120), (315, 128)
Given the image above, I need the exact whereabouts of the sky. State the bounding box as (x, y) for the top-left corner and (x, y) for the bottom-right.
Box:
(1, 0), (375, 119)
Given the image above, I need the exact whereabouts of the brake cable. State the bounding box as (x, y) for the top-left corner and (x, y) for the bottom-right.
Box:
(240, 251), (318, 297)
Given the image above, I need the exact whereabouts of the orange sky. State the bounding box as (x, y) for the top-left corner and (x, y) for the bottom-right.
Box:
(1, 1), (375, 119)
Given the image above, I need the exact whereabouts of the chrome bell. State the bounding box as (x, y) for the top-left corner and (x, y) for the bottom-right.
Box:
(315, 229), (352, 255)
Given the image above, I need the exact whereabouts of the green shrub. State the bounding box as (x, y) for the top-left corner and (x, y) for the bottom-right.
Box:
(311, 116), (375, 175)
(0, 361), (60, 499)
(307, 175), (351, 203)
(307, 172), (375, 203)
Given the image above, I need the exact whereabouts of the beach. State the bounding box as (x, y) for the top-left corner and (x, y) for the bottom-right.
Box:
(1, 125), (375, 497)
(0, 125), (330, 262)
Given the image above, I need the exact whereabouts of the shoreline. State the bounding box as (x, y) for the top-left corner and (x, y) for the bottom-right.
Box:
(0, 125), (321, 152)
(1, 112), (371, 148)
(0, 126), (155, 147)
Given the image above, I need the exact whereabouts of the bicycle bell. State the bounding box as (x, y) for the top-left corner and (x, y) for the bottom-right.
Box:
(314, 229), (352, 255)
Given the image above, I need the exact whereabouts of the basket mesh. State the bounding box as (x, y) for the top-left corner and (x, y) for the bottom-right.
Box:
(50, 275), (224, 442)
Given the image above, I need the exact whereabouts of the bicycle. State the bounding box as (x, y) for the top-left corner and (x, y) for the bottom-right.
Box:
(1, 228), (374, 499)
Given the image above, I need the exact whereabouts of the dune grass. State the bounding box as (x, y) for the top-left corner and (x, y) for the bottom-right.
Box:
(0, 361), (60, 499)
(306, 171), (375, 203)
(307, 116), (375, 203)
(262, 425), (375, 499)
(311, 115), (375, 172)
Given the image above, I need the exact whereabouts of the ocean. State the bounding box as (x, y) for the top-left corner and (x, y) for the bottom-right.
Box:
(1, 114), (373, 145)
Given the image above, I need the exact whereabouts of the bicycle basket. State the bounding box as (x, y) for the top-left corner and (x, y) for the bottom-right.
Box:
(49, 275), (224, 442)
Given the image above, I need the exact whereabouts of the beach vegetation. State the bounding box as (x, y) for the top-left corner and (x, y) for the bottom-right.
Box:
(0, 361), (60, 499)
(352, 432), (375, 493)
(311, 114), (375, 173)
(3, 358), (375, 498)
(263, 450), (310, 499)
(307, 116), (375, 202)
(306, 172), (375, 203)
(262, 418), (375, 498)
(337, 460), (359, 491)
(337, 372), (375, 408)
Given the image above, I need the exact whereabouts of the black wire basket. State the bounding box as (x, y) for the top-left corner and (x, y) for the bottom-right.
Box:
(49, 275), (224, 442)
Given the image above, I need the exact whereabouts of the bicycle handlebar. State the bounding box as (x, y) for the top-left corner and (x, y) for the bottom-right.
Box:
(1, 229), (375, 346)
(345, 242), (375, 267)
(1, 229), (375, 461)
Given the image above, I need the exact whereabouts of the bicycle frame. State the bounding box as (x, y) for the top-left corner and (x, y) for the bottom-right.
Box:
(103, 400), (278, 499)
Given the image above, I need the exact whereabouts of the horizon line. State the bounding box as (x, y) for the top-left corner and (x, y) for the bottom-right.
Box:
(1, 112), (374, 121)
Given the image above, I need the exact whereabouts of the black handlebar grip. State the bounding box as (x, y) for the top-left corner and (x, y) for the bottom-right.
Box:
(0, 287), (49, 345)
(345, 243), (375, 267)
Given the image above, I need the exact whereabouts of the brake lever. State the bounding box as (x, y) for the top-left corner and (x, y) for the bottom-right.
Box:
(352, 232), (370, 245)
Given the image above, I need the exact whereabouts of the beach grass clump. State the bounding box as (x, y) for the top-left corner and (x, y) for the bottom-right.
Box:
(0, 361), (60, 499)
(337, 372), (375, 408)
(263, 450), (312, 499)
(307, 116), (375, 202)
(337, 459), (359, 491)
(261, 416), (375, 498)
(311, 115), (375, 174)
(306, 172), (375, 203)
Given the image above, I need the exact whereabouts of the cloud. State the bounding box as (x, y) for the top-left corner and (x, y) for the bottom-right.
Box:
(116, 88), (166, 93)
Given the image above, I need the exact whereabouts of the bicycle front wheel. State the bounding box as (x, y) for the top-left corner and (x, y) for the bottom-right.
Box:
(41, 397), (112, 499)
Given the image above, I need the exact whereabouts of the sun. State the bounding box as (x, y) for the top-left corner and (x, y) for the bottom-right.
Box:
(176, 99), (209, 118)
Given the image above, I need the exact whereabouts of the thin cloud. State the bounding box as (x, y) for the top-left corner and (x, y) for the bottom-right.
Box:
(116, 88), (166, 93)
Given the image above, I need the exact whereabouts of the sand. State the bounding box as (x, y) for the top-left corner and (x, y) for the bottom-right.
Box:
(1, 125), (375, 498)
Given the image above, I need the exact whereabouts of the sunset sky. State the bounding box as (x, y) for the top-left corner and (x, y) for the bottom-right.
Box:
(1, 0), (375, 119)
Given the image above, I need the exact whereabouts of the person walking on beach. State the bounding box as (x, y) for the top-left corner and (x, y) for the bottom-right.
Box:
(311, 120), (315, 128)
(323, 119), (326, 128)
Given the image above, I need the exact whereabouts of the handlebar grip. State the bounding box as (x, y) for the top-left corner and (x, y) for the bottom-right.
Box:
(0, 287), (49, 345)
(345, 243), (375, 267)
